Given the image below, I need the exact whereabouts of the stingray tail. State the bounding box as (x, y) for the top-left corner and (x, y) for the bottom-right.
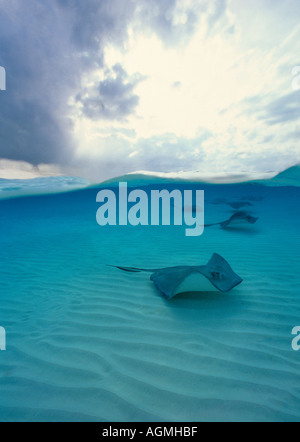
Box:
(204, 222), (221, 227)
(219, 220), (230, 229)
(107, 265), (154, 273)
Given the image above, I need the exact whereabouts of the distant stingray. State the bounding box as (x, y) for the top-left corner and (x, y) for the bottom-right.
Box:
(109, 253), (243, 299)
(227, 201), (253, 210)
(205, 211), (259, 229)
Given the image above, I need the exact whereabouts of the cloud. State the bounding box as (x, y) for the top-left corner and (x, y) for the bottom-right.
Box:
(57, 0), (136, 51)
(133, 0), (201, 46)
(77, 64), (142, 121)
(0, 159), (70, 179)
(0, 1), (77, 165)
(0, 0), (299, 181)
(0, 0), (138, 166)
(207, 0), (228, 32)
(130, 132), (211, 172)
(263, 91), (300, 125)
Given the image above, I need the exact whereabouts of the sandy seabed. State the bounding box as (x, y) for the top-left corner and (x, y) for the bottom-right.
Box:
(0, 175), (299, 422)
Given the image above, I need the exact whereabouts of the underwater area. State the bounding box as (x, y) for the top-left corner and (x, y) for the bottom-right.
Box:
(0, 171), (299, 422)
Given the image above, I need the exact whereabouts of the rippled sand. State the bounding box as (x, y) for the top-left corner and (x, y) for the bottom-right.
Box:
(0, 178), (299, 422)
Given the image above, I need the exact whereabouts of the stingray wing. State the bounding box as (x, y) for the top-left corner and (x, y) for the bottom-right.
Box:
(246, 215), (259, 224)
(150, 267), (194, 299)
(201, 253), (243, 292)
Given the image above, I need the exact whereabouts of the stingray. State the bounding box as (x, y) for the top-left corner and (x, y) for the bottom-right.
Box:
(205, 211), (259, 229)
(108, 253), (243, 299)
(227, 201), (253, 210)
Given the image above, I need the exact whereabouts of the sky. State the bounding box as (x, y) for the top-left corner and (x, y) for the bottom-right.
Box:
(0, 0), (299, 181)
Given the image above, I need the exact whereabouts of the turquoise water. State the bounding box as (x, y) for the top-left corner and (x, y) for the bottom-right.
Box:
(0, 173), (299, 422)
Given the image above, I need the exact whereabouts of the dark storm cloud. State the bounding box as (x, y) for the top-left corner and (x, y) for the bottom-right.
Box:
(78, 64), (142, 121)
(0, 0), (228, 168)
(0, 0), (138, 165)
(0, 1), (77, 164)
(0, 99), (71, 165)
(56, 0), (136, 51)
